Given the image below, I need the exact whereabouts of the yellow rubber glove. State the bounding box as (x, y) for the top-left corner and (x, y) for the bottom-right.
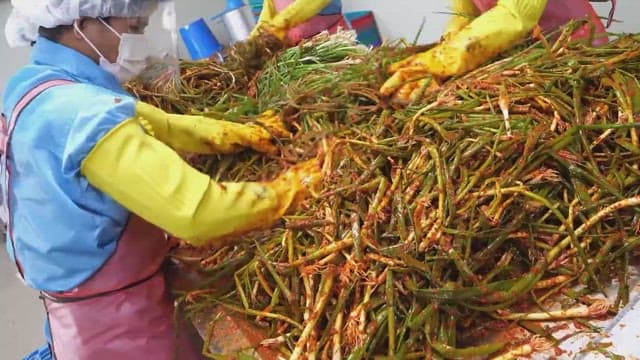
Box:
(443, 0), (481, 39)
(380, 0), (548, 103)
(135, 102), (290, 155)
(250, 0), (332, 40)
(81, 117), (322, 247)
(254, 0), (277, 35)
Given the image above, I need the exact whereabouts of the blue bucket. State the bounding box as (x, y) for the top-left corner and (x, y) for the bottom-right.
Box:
(23, 344), (52, 360)
(179, 18), (223, 60)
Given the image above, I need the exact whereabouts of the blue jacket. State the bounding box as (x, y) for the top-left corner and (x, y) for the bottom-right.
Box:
(2, 37), (139, 292)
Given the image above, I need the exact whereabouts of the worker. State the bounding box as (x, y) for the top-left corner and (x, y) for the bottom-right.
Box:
(251, 0), (343, 44)
(380, 0), (616, 102)
(2, 0), (322, 359)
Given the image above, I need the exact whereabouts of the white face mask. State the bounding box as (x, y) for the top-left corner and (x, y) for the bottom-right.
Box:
(74, 18), (152, 83)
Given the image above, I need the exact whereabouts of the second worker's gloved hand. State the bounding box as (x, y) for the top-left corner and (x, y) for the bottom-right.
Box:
(271, 157), (324, 208)
(380, 0), (548, 103)
(135, 102), (291, 155)
(251, 0), (340, 44)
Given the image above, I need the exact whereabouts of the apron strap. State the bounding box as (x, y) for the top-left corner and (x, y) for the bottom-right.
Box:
(41, 266), (162, 303)
(2, 79), (74, 279)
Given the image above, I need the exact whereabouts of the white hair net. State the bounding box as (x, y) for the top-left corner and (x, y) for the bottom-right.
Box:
(5, 0), (163, 47)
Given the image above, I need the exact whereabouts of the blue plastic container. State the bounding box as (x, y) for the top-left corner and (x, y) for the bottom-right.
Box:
(225, 0), (246, 11)
(344, 11), (383, 47)
(23, 344), (53, 360)
(179, 18), (223, 60)
(248, 0), (263, 21)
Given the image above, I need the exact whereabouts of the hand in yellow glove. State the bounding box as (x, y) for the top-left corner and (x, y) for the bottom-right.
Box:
(81, 115), (323, 248)
(135, 102), (291, 155)
(380, 0), (547, 103)
(272, 157), (324, 206)
(251, 0), (333, 42)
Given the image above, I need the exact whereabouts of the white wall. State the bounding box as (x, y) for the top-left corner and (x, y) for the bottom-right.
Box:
(1, 0), (639, 103)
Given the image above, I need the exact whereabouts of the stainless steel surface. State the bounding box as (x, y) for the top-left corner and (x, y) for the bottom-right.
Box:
(532, 267), (640, 359)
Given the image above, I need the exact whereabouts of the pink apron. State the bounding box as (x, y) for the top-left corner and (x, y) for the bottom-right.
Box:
(472, 0), (611, 46)
(1, 80), (202, 360)
(274, 0), (343, 43)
